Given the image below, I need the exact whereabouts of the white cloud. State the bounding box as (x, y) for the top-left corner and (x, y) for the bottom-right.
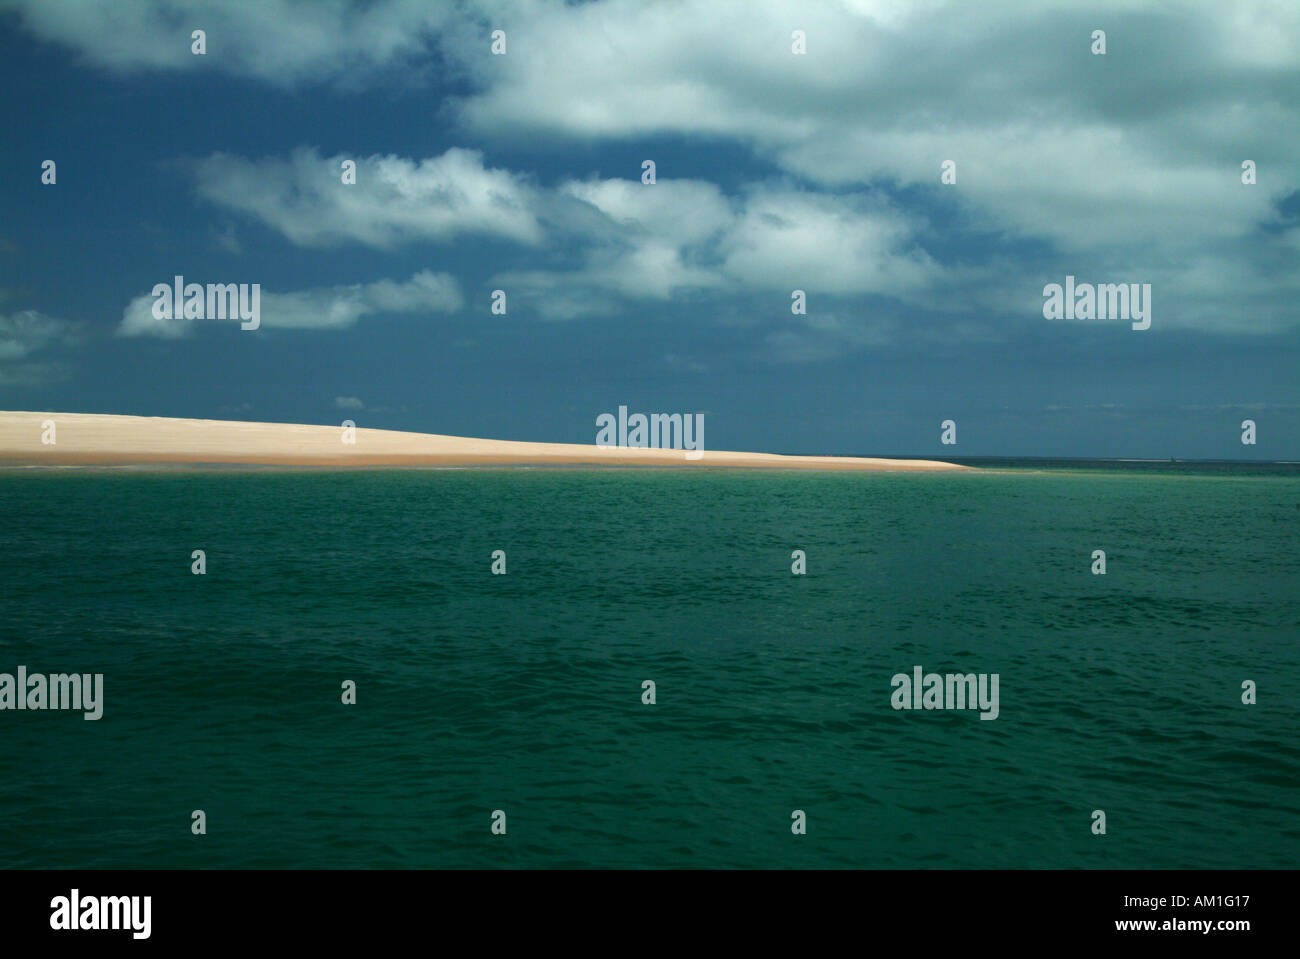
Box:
(334, 396), (364, 410)
(451, 0), (1298, 259)
(776, 122), (1281, 252)
(497, 177), (941, 313)
(189, 147), (542, 248)
(563, 178), (733, 246)
(0, 0), (457, 86)
(8, 0), (1297, 263)
(543, 178), (734, 298)
(0, 310), (76, 360)
(10, 0), (1296, 344)
(719, 190), (937, 294)
(118, 270), (463, 337)
(0, 310), (81, 385)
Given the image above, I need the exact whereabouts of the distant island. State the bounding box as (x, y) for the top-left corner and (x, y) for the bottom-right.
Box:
(0, 412), (970, 471)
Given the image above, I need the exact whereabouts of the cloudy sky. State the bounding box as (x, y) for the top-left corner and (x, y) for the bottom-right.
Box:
(1, 0), (1296, 458)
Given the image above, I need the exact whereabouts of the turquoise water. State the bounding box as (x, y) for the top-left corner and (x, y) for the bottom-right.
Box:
(1, 466), (1297, 868)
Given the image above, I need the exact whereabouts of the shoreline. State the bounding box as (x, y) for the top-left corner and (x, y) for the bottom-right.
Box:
(0, 412), (970, 472)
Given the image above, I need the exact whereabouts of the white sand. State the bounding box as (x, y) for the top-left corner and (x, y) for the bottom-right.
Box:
(0, 411), (970, 471)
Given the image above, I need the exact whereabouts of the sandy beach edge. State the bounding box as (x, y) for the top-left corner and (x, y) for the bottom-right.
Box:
(0, 412), (971, 471)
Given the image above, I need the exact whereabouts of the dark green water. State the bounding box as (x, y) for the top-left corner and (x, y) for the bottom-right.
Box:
(2, 466), (1298, 868)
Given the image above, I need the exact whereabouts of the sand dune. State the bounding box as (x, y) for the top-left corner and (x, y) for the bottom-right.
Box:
(0, 412), (970, 471)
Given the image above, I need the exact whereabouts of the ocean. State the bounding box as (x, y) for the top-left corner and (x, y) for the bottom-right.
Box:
(1, 463), (1297, 868)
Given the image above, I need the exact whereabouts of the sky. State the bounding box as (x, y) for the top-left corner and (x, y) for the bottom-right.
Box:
(0, 0), (1297, 459)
